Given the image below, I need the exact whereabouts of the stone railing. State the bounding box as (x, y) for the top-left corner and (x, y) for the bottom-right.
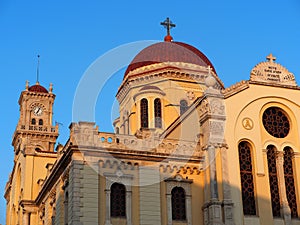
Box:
(97, 132), (202, 158)
(19, 124), (58, 133)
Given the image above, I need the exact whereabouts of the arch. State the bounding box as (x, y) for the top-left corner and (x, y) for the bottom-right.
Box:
(171, 187), (186, 221)
(283, 147), (298, 218)
(140, 98), (148, 128)
(238, 141), (256, 215)
(154, 98), (162, 128)
(111, 183), (126, 218)
(267, 145), (281, 217)
(180, 100), (188, 115)
(39, 119), (43, 126)
(31, 118), (36, 125)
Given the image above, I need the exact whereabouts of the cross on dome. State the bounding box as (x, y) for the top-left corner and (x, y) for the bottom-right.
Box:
(160, 17), (176, 37)
(266, 53), (276, 62)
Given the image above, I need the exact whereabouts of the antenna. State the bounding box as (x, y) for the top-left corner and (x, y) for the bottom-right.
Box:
(36, 54), (40, 83)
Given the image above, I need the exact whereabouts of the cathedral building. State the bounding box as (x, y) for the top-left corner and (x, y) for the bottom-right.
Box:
(4, 19), (300, 225)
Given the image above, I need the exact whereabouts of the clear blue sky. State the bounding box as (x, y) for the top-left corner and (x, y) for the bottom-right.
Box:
(1, 0), (300, 223)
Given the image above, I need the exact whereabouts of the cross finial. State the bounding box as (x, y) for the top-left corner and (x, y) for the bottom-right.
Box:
(160, 17), (176, 36)
(208, 65), (212, 75)
(266, 53), (276, 62)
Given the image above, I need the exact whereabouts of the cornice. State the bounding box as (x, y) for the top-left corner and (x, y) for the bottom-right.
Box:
(223, 80), (250, 98)
(117, 63), (224, 104)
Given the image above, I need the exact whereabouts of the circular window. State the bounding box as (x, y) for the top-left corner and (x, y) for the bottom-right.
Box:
(262, 107), (290, 138)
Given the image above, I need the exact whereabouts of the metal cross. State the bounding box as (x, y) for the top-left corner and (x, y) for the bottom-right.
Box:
(266, 53), (276, 62)
(160, 17), (176, 36)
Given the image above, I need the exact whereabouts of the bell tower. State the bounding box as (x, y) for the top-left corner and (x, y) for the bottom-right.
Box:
(12, 81), (59, 155)
(5, 81), (59, 225)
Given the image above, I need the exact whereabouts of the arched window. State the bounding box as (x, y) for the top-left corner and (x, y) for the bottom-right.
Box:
(171, 187), (186, 221)
(116, 127), (119, 134)
(284, 147), (298, 218)
(267, 145), (281, 217)
(111, 183), (126, 218)
(39, 119), (43, 126)
(154, 98), (162, 128)
(238, 141), (256, 215)
(180, 100), (188, 115)
(31, 118), (36, 125)
(140, 98), (148, 128)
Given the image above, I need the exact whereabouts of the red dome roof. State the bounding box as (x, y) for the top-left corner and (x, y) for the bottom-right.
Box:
(28, 84), (48, 93)
(124, 41), (217, 78)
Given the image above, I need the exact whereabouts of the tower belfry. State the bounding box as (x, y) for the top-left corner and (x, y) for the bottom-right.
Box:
(12, 81), (58, 154)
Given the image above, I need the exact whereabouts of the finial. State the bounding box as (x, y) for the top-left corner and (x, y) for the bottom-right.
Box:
(25, 80), (29, 90)
(49, 83), (53, 93)
(205, 65), (217, 89)
(160, 17), (176, 42)
(266, 53), (276, 62)
(36, 54), (40, 84)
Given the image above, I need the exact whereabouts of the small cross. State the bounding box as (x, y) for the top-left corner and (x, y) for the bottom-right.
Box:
(266, 53), (276, 62)
(208, 65), (212, 75)
(160, 17), (176, 36)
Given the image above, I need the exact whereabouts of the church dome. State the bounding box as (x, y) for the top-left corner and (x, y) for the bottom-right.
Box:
(28, 83), (48, 93)
(124, 41), (217, 79)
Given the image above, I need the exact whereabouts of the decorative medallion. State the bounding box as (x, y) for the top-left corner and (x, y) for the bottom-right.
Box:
(250, 54), (296, 86)
(242, 118), (254, 130)
(186, 91), (195, 100)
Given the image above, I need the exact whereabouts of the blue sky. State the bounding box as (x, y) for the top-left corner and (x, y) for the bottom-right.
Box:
(1, 0), (300, 223)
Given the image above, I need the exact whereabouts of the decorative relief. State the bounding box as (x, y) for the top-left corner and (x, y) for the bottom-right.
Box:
(209, 121), (224, 136)
(242, 118), (254, 130)
(250, 54), (296, 86)
(198, 99), (210, 116)
(186, 91), (195, 100)
(209, 99), (225, 115)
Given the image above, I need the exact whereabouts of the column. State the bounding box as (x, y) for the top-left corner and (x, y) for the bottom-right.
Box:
(23, 211), (29, 225)
(126, 190), (132, 225)
(208, 145), (218, 200)
(276, 151), (291, 225)
(186, 195), (192, 225)
(221, 147), (235, 225)
(206, 145), (224, 225)
(105, 189), (112, 225)
(166, 194), (172, 225)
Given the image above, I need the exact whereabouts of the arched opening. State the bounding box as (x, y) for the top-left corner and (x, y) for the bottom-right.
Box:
(31, 118), (36, 125)
(39, 119), (43, 126)
(267, 145), (281, 217)
(284, 147), (298, 218)
(180, 100), (188, 115)
(140, 98), (148, 128)
(238, 141), (256, 215)
(111, 183), (126, 218)
(171, 187), (186, 221)
(154, 98), (162, 128)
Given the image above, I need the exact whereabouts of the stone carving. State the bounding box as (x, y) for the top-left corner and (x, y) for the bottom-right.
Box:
(209, 99), (225, 115)
(250, 54), (297, 86)
(198, 99), (210, 116)
(186, 91), (195, 100)
(242, 118), (254, 130)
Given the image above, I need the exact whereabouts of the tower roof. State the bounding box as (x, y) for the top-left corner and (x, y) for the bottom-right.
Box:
(28, 83), (49, 93)
(124, 41), (217, 79)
